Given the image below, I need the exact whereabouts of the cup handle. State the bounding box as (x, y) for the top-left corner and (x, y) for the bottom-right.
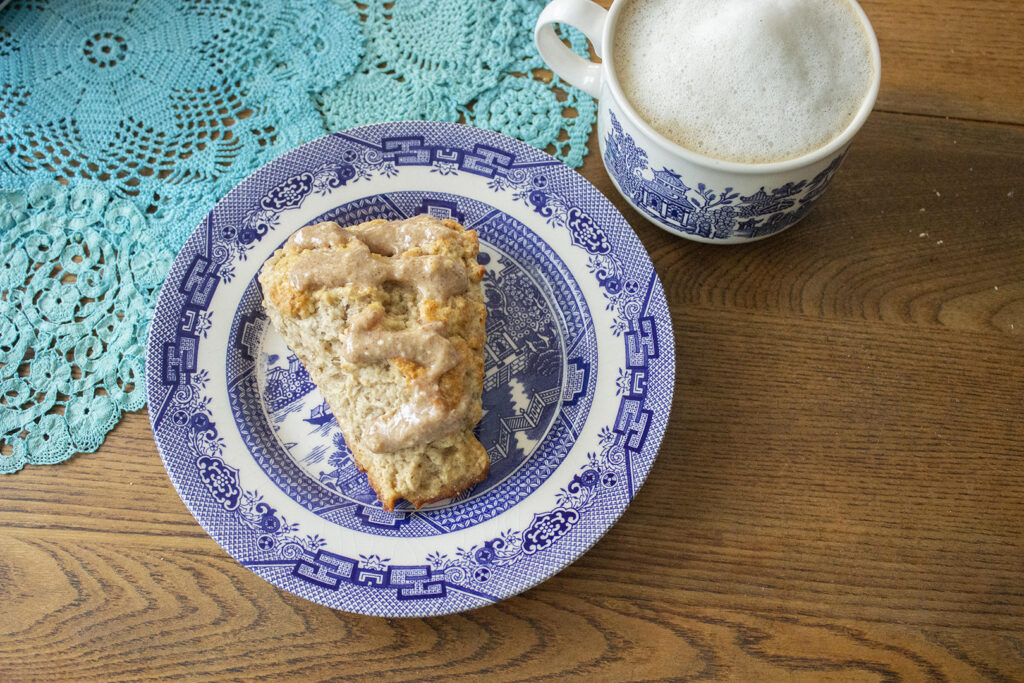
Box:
(534, 0), (607, 99)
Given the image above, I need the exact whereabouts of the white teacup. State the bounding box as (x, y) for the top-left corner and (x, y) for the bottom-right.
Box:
(534, 0), (881, 244)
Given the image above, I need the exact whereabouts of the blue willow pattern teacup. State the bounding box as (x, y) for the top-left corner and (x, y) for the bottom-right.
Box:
(534, 0), (881, 244)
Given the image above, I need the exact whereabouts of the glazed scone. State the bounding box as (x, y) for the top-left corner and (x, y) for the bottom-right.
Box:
(258, 215), (489, 511)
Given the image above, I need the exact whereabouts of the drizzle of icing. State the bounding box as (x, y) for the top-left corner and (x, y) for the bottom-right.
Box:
(349, 215), (458, 256)
(342, 308), (469, 452)
(287, 216), (477, 452)
(288, 220), (468, 299)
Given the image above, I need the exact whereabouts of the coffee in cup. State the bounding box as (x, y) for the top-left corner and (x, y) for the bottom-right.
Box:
(613, 0), (876, 164)
(534, 0), (881, 243)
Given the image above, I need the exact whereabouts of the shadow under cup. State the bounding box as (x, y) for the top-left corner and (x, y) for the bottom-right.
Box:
(535, 0), (882, 244)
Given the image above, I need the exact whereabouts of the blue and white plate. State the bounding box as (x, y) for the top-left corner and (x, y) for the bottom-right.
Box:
(146, 122), (674, 617)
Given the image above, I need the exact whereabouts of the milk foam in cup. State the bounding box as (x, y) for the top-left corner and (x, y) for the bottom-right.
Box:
(534, 0), (881, 244)
(613, 0), (876, 163)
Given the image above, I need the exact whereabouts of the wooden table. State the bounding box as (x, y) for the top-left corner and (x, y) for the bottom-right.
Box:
(3, 1), (1023, 679)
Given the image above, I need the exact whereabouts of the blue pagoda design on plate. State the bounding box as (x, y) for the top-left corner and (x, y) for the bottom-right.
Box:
(263, 354), (316, 412)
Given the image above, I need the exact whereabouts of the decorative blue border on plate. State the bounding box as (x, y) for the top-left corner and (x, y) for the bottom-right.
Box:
(146, 122), (675, 616)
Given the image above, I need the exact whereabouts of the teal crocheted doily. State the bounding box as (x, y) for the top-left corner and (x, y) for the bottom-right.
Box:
(318, 0), (596, 168)
(0, 0), (365, 249)
(0, 181), (172, 472)
(0, 0), (597, 471)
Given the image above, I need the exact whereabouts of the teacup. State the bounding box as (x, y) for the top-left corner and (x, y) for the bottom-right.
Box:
(534, 0), (881, 244)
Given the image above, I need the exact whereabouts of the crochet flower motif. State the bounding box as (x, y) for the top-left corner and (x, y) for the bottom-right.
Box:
(0, 0), (364, 249)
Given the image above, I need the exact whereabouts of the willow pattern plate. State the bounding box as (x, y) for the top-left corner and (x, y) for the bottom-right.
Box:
(146, 122), (674, 616)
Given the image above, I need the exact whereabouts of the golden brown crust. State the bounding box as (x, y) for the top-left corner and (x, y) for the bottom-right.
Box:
(353, 439), (490, 511)
(393, 357), (426, 381)
(263, 256), (315, 318)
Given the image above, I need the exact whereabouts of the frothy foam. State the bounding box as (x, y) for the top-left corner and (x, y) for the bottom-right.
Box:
(613, 0), (875, 164)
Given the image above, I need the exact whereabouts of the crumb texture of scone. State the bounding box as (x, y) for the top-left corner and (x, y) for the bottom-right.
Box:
(258, 215), (489, 511)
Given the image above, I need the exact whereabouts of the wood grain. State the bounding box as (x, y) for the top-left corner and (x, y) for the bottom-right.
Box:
(3, 406), (1024, 681)
(862, 0), (1024, 124)
(3, 1), (1024, 680)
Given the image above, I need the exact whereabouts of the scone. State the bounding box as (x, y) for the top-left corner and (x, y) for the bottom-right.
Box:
(258, 215), (489, 510)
